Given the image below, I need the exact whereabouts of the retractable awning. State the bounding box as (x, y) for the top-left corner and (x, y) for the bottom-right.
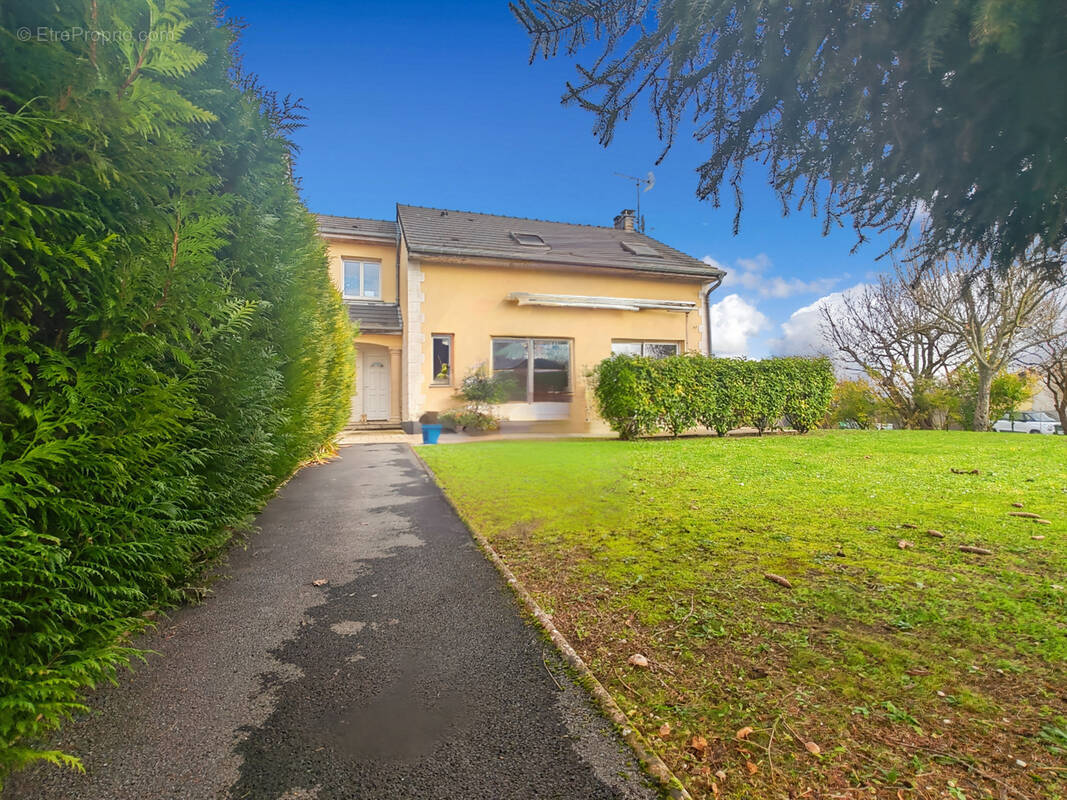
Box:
(506, 292), (696, 312)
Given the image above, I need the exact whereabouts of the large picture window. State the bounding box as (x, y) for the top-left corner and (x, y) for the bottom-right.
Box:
(611, 340), (680, 358)
(491, 338), (571, 402)
(342, 259), (381, 299)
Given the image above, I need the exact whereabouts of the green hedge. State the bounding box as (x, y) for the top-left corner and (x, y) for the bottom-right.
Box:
(0, 0), (353, 778)
(592, 354), (834, 439)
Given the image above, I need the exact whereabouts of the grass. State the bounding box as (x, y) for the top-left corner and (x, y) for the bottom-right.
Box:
(419, 430), (1067, 800)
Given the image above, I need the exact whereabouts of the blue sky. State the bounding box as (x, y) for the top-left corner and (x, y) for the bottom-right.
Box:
(227, 0), (892, 357)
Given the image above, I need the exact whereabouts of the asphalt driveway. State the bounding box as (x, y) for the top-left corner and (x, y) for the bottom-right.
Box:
(5, 444), (656, 800)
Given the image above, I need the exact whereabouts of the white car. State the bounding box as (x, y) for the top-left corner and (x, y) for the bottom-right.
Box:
(992, 411), (1063, 434)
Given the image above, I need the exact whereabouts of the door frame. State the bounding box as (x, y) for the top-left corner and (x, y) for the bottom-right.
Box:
(360, 346), (390, 421)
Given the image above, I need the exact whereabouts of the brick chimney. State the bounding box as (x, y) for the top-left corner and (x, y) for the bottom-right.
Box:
(613, 209), (636, 232)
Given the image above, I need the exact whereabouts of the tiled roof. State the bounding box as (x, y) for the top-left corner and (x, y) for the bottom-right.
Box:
(396, 204), (723, 279)
(346, 301), (402, 333)
(316, 214), (396, 241)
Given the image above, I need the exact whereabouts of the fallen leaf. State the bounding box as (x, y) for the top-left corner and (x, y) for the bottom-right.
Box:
(714, 769), (727, 781)
(897, 539), (914, 549)
(805, 741), (821, 755)
(627, 653), (649, 668)
(746, 760), (758, 775)
(958, 545), (992, 555)
(1009, 511), (1041, 519)
(1011, 502), (1024, 508)
(926, 529), (944, 538)
(1032, 535), (1046, 540)
(736, 726), (754, 740)
(1034, 518), (1052, 525)
(711, 782), (720, 796)
(764, 573), (793, 589)
(691, 735), (708, 752)
(311, 579), (328, 587)
(901, 523), (918, 529)
(658, 722), (671, 737)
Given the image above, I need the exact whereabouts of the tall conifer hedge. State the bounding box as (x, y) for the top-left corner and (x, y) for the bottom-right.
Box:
(0, 0), (353, 776)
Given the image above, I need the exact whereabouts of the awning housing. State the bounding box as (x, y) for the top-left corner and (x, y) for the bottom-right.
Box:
(506, 292), (696, 312)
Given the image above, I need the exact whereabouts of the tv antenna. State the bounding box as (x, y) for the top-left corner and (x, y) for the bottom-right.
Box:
(614, 171), (655, 232)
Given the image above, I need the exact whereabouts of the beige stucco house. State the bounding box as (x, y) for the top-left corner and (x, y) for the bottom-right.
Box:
(317, 204), (725, 433)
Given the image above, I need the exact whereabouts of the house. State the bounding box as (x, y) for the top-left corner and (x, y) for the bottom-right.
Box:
(317, 205), (725, 433)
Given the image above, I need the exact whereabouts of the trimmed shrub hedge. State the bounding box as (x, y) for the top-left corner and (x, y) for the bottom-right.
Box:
(592, 354), (834, 439)
(0, 0), (353, 777)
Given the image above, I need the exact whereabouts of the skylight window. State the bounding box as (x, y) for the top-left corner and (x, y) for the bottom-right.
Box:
(621, 240), (662, 257)
(510, 231), (547, 247)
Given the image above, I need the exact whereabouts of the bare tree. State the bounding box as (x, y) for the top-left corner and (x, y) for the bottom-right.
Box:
(906, 255), (1063, 430)
(820, 276), (964, 428)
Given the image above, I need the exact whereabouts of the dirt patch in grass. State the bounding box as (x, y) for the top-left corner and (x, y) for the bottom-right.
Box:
(421, 431), (1067, 799)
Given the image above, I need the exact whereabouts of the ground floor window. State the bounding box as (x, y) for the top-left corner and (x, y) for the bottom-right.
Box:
(432, 334), (452, 384)
(491, 338), (572, 402)
(611, 340), (680, 358)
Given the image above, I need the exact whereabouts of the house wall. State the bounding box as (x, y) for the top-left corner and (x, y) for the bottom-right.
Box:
(323, 238), (398, 302)
(1020, 381), (1058, 415)
(415, 259), (710, 432)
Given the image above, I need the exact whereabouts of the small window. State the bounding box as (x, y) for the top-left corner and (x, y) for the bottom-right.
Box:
(611, 340), (679, 358)
(432, 334), (452, 385)
(509, 231), (547, 247)
(620, 241), (661, 257)
(342, 259), (381, 299)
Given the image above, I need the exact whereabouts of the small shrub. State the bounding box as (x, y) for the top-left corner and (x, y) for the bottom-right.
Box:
(828, 379), (881, 429)
(439, 409), (499, 432)
(456, 365), (514, 413)
(441, 365), (512, 433)
(589, 355), (659, 439)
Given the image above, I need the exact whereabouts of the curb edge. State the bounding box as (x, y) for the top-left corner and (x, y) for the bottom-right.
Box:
(409, 445), (692, 800)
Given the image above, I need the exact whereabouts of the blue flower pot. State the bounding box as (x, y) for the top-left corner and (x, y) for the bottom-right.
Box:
(421, 424), (443, 444)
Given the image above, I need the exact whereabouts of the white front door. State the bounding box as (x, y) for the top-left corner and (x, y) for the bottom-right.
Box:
(363, 351), (389, 421)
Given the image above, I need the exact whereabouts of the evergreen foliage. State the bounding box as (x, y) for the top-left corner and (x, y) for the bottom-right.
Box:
(592, 354), (833, 439)
(514, 0), (1067, 274)
(0, 0), (353, 777)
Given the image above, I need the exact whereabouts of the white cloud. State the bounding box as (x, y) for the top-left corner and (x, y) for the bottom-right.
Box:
(769, 284), (868, 358)
(710, 293), (769, 357)
(705, 252), (840, 300)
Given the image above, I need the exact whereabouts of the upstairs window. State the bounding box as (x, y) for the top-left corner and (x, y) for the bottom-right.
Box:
(611, 340), (680, 358)
(342, 259), (381, 299)
(491, 338), (571, 402)
(432, 334), (452, 385)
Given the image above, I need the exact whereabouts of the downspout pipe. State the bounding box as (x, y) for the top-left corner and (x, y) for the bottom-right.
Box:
(702, 276), (723, 356)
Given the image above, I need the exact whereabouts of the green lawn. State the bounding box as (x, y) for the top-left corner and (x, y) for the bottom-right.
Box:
(419, 431), (1067, 800)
